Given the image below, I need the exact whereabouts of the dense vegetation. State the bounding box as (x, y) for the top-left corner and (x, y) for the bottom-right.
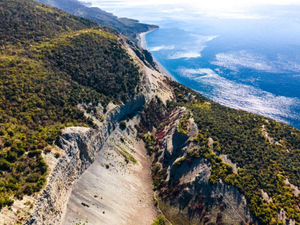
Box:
(0, 0), (107, 46)
(168, 81), (300, 224)
(36, 0), (159, 41)
(45, 29), (140, 103)
(1, 1), (299, 224)
(138, 79), (300, 224)
(0, 0), (140, 208)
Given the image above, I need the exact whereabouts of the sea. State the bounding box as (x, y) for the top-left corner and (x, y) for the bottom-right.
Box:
(89, 2), (300, 129)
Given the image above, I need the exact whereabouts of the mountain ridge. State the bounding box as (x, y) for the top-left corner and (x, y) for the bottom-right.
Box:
(35, 0), (159, 42)
(0, 0), (299, 224)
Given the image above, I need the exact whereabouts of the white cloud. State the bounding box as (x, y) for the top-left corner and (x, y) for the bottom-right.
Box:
(203, 12), (267, 19)
(88, 0), (300, 12)
(88, 0), (300, 7)
(160, 8), (184, 13)
(86, 0), (300, 22)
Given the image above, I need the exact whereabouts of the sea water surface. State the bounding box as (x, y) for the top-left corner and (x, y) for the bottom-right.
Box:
(145, 16), (300, 128)
(90, 2), (300, 128)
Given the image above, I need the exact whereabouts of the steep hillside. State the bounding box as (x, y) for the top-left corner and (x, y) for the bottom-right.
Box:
(139, 82), (300, 224)
(0, 0), (140, 212)
(0, 0), (300, 225)
(35, 0), (159, 41)
(0, 0), (111, 46)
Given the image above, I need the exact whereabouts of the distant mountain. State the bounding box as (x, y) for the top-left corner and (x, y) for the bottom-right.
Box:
(79, 1), (92, 7)
(35, 0), (159, 41)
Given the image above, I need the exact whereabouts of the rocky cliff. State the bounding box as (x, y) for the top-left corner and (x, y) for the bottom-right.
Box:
(140, 104), (257, 224)
(24, 44), (173, 224)
(2, 1), (300, 224)
(25, 100), (142, 224)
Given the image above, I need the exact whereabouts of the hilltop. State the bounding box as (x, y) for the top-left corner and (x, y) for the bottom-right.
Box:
(0, 0), (141, 214)
(35, 0), (159, 42)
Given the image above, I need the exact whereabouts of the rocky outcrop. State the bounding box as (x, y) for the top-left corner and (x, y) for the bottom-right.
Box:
(61, 114), (157, 225)
(25, 95), (146, 224)
(25, 127), (98, 224)
(284, 178), (300, 197)
(25, 38), (174, 224)
(150, 107), (256, 224)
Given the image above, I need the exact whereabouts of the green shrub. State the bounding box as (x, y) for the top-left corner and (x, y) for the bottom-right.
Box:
(26, 173), (40, 183)
(120, 120), (127, 129)
(177, 116), (189, 135)
(0, 158), (12, 171)
(152, 216), (166, 225)
(6, 150), (18, 162)
(28, 150), (41, 158)
(23, 183), (34, 195)
(0, 197), (14, 209)
(15, 148), (26, 156)
(7, 130), (14, 137)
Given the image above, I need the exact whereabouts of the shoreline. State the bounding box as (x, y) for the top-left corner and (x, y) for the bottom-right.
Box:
(137, 28), (157, 49)
(138, 29), (175, 80)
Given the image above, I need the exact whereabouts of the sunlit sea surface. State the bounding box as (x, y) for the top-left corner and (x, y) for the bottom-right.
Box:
(91, 2), (300, 128)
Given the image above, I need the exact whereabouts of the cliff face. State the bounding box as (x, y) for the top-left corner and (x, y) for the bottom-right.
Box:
(2, 1), (300, 225)
(25, 127), (97, 224)
(1, 1), (256, 223)
(144, 105), (256, 224)
(61, 113), (156, 225)
(24, 43), (173, 224)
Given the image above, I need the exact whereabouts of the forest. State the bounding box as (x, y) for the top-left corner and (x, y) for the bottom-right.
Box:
(1, 1), (300, 224)
(138, 77), (300, 224)
(0, 0), (140, 208)
(36, 0), (159, 42)
(143, 81), (300, 224)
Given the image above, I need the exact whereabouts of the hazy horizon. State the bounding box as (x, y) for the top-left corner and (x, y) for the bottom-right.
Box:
(83, 0), (300, 22)
(81, 0), (300, 128)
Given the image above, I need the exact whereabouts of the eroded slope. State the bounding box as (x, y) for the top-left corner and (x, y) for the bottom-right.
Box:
(138, 82), (300, 224)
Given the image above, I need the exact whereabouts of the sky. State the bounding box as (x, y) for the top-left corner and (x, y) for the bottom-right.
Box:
(84, 0), (300, 11)
(80, 0), (300, 128)
(83, 0), (300, 21)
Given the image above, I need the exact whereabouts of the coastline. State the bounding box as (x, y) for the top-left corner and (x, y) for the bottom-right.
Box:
(138, 29), (175, 80)
(137, 28), (157, 49)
